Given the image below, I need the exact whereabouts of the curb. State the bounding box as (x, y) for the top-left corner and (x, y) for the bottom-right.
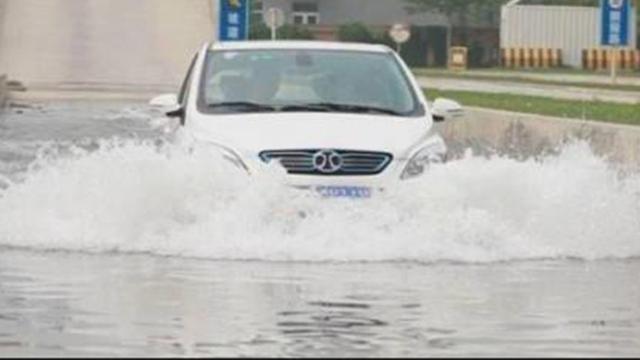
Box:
(438, 106), (640, 166)
(465, 106), (640, 133)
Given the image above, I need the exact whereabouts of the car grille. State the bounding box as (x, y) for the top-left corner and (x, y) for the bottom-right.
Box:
(259, 149), (393, 176)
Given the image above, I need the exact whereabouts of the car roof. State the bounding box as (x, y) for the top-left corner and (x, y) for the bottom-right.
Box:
(208, 40), (393, 53)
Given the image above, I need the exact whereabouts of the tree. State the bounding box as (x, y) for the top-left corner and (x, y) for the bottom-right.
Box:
(638, 2), (640, 49)
(519, 0), (597, 4)
(404, 0), (504, 48)
(404, 0), (504, 22)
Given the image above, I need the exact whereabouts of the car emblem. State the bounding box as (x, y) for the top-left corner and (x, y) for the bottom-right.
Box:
(312, 150), (343, 173)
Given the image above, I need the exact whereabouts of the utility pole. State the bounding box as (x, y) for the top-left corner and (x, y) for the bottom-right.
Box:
(211, 0), (219, 41)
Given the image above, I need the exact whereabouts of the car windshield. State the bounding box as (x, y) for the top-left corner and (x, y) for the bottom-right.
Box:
(199, 49), (421, 116)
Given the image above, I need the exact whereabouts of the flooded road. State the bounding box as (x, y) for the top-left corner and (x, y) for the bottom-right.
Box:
(1, 100), (640, 357)
(2, 250), (639, 357)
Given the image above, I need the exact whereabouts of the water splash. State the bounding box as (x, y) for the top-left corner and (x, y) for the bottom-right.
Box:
(0, 139), (639, 263)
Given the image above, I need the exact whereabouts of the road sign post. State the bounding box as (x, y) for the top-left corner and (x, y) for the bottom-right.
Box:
(218, 0), (250, 41)
(264, 7), (285, 41)
(600, 0), (631, 83)
(389, 24), (410, 55)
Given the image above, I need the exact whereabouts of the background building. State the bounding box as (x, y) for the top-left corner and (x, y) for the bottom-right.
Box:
(252, 0), (500, 67)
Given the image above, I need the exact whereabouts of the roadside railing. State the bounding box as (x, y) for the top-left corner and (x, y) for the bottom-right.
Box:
(582, 49), (640, 71)
(501, 48), (562, 68)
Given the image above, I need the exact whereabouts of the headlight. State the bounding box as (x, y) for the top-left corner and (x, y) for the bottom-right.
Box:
(400, 139), (447, 180)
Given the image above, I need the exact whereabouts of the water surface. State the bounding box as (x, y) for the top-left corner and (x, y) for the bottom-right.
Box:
(1, 100), (639, 357)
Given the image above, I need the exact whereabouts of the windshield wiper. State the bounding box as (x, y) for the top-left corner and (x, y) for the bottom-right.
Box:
(207, 102), (276, 112)
(208, 101), (404, 115)
(279, 104), (331, 112)
(281, 102), (403, 116)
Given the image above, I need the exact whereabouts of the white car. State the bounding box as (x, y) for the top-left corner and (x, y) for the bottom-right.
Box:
(151, 41), (463, 199)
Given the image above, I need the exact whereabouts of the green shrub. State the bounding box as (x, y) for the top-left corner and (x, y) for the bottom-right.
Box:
(336, 22), (397, 51)
(250, 23), (315, 40)
(336, 23), (376, 43)
(249, 22), (271, 40)
(278, 24), (315, 40)
(373, 31), (395, 49)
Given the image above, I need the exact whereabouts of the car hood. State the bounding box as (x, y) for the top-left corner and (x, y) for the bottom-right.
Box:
(187, 112), (430, 158)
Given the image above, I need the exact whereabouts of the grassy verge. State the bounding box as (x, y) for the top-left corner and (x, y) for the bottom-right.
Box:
(424, 89), (640, 126)
(414, 66), (640, 77)
(413, 68), (640, 93)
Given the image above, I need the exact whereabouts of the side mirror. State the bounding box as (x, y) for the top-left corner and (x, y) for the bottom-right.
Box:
(431, 98), (464, 122)
(149, 93), (185, 125)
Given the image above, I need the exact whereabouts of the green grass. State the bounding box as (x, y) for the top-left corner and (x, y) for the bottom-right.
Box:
(425, 89), (640, 126)
(413, 68), (640, 93)
(414, 66), (640, 77)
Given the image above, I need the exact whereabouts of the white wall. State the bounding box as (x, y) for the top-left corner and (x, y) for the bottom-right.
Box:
(0, 0), (215, 89)
(501, 5), (637, 68)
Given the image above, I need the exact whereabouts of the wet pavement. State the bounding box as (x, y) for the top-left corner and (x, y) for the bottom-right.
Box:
(419, 77), (640, 104)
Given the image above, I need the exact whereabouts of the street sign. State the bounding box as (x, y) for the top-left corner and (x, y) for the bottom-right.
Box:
(219, 0), (249, 41)
(264, 7), (285, 40)
(600, 0), (630, 46)
(600, 0), (632, 83)
(264, 7), (285, 29)
(389, 23), (411, 54)
(389, 24), (411, 44)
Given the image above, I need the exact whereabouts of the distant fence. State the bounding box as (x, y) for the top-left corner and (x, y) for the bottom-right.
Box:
(501, 48), (562, 68)
(501, 4), (637, 68)
(582, 49), (640, 70)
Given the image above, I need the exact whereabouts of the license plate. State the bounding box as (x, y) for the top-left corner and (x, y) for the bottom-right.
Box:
(315, 186), (372, 199)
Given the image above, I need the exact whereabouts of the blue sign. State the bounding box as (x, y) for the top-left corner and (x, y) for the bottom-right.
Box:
(219, 0), (249, 41)
(601, 0), (631, 46)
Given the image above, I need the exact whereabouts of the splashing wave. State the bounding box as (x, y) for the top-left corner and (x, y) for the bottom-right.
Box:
(1, 139), (639, 263)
